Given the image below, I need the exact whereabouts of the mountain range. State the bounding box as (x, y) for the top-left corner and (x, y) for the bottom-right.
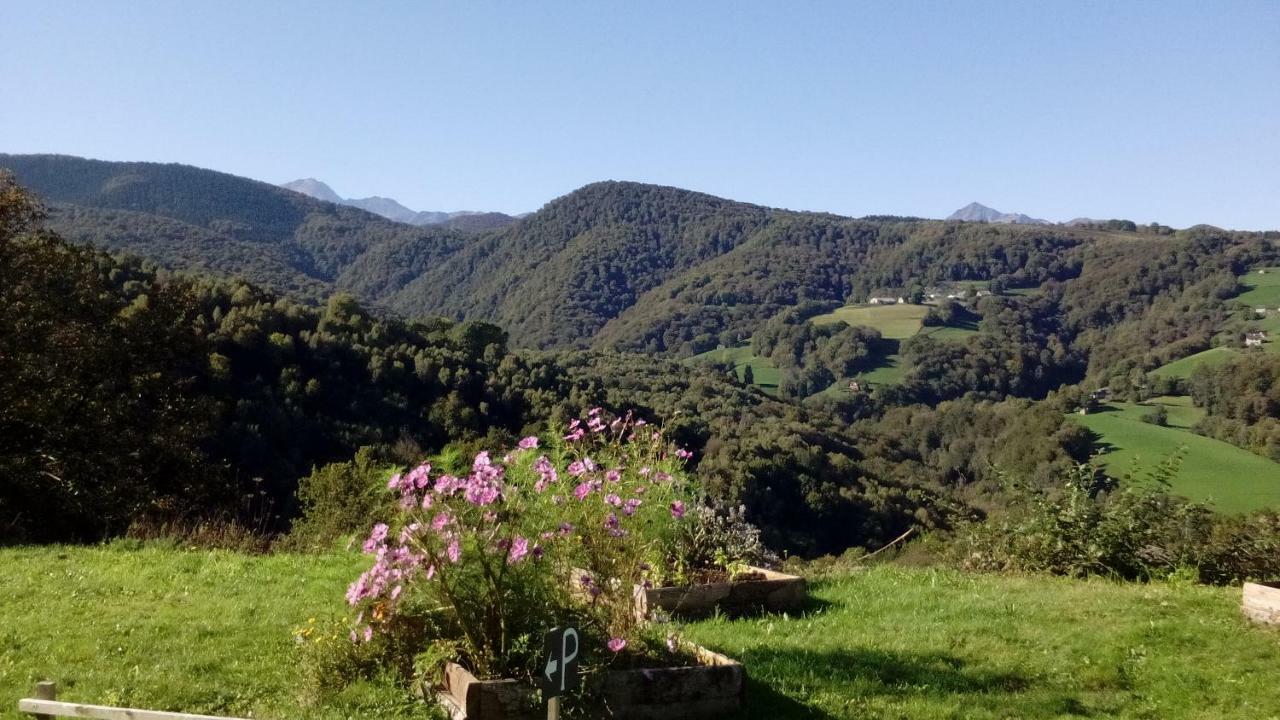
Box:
(281, 177), (517, 231)
(946, 202), (1049, 225)
(2, 153), (1207, 359)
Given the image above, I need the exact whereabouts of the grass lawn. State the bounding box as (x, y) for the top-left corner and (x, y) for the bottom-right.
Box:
(810, 304), (929, 340)
(3, 547), (1278, 720)
(1071, 401), (1280, 513)
(0, 543), (426, 720)
(1236, 268), (1280, 307)
(1140, 395), (1205, 429)
(686, 345), (781, 391)
(688, 566), (1280, 719)
(1152, 347), (1239, 380)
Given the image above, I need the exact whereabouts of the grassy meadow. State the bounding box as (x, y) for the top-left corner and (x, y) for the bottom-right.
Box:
(810, 303), (930, 339)
(686, 345), (781, 391)
(1, 545), (1278, 720)
(810, 303), (979, 391)
(1071, 400), (1280, 513)
(1236, 268), (1280, 308)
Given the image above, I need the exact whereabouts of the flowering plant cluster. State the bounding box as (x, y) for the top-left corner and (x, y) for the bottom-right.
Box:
(343, 408), (701, 683)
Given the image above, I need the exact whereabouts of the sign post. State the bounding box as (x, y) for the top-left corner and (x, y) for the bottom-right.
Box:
(540, 626), (579, 720)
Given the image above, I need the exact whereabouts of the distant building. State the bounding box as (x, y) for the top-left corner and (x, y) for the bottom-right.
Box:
(1256, 308), (1269, 316)
(1245, 331), (1267, 347)
(869, 297), (899, 305)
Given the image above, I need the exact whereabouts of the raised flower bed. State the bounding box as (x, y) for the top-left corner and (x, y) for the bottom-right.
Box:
(434, 644), (744, 720)
(330, 409), (761, 719)
(637, 566), (807, 618)
(1242, 581), (1280, 626)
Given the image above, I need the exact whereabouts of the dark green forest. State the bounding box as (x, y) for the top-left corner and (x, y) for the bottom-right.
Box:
(2, 155), (1279, 560)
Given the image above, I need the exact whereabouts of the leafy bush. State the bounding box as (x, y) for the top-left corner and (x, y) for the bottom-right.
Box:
(340, 409), (706, 691)
(956, 458), (1208, 581)
(287, 448), (394, 551)
(1141, 405), (1169, 426)
(670, 504), (780, 582)
(955, 456), (1280, 584)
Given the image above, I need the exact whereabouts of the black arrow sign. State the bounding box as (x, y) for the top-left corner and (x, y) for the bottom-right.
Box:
(540, 626), (580, 698)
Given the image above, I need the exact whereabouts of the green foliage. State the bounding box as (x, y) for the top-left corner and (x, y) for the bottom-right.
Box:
(1188, 353), (1280, 461)
(287, 449), (396, 551)
(1141, 405), (1169, 426)
(0, 173), (222, 541)
(956, 456), (1280, 583)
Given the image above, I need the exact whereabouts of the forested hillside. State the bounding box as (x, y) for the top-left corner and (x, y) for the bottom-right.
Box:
(0, 154), (471, 300)
(4, 157), (1280, 552)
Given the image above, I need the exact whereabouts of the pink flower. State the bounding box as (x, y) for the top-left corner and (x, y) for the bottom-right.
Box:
(670, 501), (686, 519)
(568, 461), (587, 477)
(518, 436), (540, 450)
(607, 637), (627, 653)
(431, 512), (453, 532)
(574, 482), (593, 500)
(363, 523), (389, 553)
(434, 474), (462, 495)
(604, 513), (625, 537)
(507, 536), (530, 564)
(564, 419), (585, 442)
(387, 473), (403, 490)
(675, 448), (693, 460)
(446, 538), (461, 563)
(362, 626), (374, 643)
(604, 493), (622, 507)
(407, 464), (431, 489)
(465, 479), (501, 506)
(623, 498), (642, 516)
(605, 469), (621, 483)
(579, 573), (601, 598)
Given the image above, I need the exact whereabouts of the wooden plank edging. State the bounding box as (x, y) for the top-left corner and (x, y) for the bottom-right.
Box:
(18, 698), (252, 720)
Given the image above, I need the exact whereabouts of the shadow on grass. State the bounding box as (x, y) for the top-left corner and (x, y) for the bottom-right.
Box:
(728, 646), (1030, 719)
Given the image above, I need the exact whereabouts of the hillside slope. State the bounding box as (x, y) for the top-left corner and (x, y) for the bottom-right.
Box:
(0, 154), (469, 298)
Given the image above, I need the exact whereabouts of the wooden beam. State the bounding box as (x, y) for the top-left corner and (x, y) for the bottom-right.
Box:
(17, 699), (251, 720)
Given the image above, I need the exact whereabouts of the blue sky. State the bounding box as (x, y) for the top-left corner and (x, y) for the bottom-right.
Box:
(2, 1), (1277, 228)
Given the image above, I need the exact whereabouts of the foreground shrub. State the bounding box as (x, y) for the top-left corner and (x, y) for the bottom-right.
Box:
(955, 457), (1280, 584)
(339, 409), (714, 690)
(286, 448), (394, 551)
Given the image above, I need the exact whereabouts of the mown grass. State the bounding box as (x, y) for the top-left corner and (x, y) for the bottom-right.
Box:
(1152, 346), (1239, 380)
(687, 566), (1280, 719)
(1236, 268), (1280, 308)
(0, 543), (429, 720)
(810, 303), (929, 340)
(686, 345), (781, 390)
(1071, 401), (1280, 513)
(1, 547), (1277, 719)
